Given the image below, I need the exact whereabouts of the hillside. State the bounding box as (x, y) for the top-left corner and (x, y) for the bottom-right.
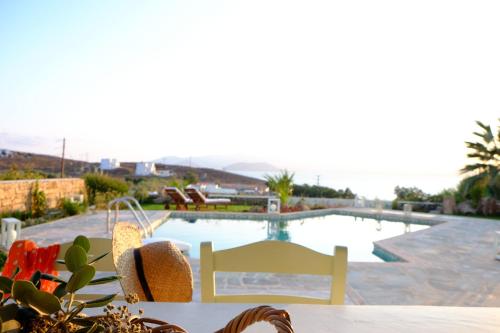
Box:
(0, 150), (97, 176)
(0, 150), (265, 186)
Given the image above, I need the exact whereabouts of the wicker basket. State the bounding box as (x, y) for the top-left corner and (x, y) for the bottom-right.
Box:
(138, 305), (294, 333)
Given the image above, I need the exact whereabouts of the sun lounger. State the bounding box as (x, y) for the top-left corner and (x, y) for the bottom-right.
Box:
(184, 187), (231, 210)
(163, 187), (192, 210)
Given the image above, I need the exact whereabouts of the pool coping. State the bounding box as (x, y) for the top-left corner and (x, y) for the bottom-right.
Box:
(168, 207), (446, 225)
(165, 207), (445, 263)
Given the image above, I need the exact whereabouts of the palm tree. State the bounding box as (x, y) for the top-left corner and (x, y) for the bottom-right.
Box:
(460, 120), (500, 199)
(265, 170), (295, 207)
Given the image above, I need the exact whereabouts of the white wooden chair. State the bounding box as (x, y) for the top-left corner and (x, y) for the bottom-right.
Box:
(56, 238), (123, 300)
(200, 240), (347, 304)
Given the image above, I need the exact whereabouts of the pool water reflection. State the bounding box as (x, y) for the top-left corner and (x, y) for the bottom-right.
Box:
(153, 214), (429, 262)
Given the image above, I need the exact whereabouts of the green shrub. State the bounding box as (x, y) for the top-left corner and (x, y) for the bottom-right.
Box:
(84, 173), (129, 205)
(0, 210), (32, 221)
(31, 181), (47, 218)
(61, 199), (86, 216)
(0, 165), (47, 180)
(293, 184), (356, 199)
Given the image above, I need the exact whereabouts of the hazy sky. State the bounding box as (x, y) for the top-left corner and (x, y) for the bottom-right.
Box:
(0, 1), (498, 183)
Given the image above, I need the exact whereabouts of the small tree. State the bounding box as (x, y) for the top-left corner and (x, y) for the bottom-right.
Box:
(265, 170), (295, 207)
(31, 181), (47, 218)
(460, 120), (499, 200)
(182, 171), (199, 186)
(84, 173), (129, 205)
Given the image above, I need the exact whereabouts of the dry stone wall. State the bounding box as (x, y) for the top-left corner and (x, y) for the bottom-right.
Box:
(0, 178), (86, 213)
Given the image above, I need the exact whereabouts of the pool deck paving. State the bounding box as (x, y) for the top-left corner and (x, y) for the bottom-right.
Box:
(18, 208), (500, 306)
(21, 210), (170, 246)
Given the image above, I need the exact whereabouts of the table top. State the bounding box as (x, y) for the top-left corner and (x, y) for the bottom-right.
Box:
(98, 303), (500, 332)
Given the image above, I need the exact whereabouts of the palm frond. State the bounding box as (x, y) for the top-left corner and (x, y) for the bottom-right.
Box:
(466, 153), (491, 161)
(460, 163), (489, 174)
(460, 173), (488, 196)
(474, 121), (494, 142)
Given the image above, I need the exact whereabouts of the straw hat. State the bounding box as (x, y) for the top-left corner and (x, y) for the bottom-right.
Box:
(112, 222), (193, 302)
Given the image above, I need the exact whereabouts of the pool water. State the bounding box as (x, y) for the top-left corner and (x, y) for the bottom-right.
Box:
(152, 214), (429, 262)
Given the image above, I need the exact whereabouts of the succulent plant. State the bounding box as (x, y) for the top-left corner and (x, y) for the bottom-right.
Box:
(0, 235), (122, 333)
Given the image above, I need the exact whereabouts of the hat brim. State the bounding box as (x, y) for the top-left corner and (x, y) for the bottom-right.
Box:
(112, 222), (145, 300)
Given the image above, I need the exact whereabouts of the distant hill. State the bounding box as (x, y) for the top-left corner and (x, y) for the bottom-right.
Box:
(224, 162), (279, 172)
(154, 155), (239, 169)
(0, 149), (97, 176)
(0, 149), (265, 187)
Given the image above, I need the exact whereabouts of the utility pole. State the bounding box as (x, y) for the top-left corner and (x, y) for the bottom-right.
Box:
(60, 138), (66, 178)
(316, 175), (320, 186)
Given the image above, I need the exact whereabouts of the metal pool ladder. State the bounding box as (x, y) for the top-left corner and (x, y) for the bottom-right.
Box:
(107, 196), (153, 238)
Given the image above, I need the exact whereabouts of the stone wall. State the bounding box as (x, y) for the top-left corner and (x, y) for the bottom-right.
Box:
(0, 178), (86, 213)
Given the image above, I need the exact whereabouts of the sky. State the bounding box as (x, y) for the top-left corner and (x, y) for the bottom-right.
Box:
(0, 1), (499, 197)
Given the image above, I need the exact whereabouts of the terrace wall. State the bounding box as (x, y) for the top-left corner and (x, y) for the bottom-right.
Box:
(0, 178), (86, 213)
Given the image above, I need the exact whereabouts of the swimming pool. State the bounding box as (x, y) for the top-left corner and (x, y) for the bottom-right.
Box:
(152, 214), (429, 262)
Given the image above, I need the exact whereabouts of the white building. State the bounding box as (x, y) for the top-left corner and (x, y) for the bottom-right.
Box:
(100, 158), (120, 170)
(135, 162), (157, 176)
(157, 169), (174, 177)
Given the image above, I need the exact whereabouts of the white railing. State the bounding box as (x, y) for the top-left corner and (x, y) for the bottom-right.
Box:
(106, 196), (153, 238)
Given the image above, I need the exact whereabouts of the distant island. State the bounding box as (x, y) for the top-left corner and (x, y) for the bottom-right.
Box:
(224, 162), (279, 172)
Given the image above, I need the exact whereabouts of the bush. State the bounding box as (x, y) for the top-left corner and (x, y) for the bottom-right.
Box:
(293, 184), (355, 199)
(0, 210), (32, 221)
(60, 198), (86, 216)
(31, 181), (47, 218)
(84, 173), (129, 205)
(394, 186), (428, 202)
(0, 165), (47, 180)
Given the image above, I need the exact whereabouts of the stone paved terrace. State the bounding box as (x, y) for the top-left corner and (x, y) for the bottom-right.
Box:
(21, 210), (170, 246)
(18, 208), (500, 306)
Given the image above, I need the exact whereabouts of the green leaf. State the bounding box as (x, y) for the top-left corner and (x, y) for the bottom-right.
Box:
(11, 280), (37, 306)
(0, 304), (18, 322)
(85, 323), (99, 333)
(30, 271), (42, 289)
(28, 290), (61, 315)
(53, 282), (68, 299)
(40, 273), (66, 284)
(88, 276), (121, 286)
(66, 303), (86, 322)
(66, 265), (96, 293)
(73, 235), (91, 253)
(83, 294), (116, 308)
(71, 318), (95, 327)
(88, 252), (109, 265)
(0, 277), (13, 294)
(65, 245), (88, 273)
(9, 267), (20, 280)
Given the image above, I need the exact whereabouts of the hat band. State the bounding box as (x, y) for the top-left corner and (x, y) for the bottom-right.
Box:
(133, 248), (155, 302)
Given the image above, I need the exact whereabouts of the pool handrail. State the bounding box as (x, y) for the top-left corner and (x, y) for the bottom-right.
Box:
(106, 196), (153, 238)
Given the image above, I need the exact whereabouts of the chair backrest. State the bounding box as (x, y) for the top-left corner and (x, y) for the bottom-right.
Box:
(200, 241), (347, 304)
(55, 238), (123, 301)
(56, 238), (115, 272)
(185, 187), (206, 204)
(163, 187), (191, 204)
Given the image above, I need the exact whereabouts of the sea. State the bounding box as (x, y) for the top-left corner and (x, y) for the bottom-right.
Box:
(229, 170), (460, 201)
